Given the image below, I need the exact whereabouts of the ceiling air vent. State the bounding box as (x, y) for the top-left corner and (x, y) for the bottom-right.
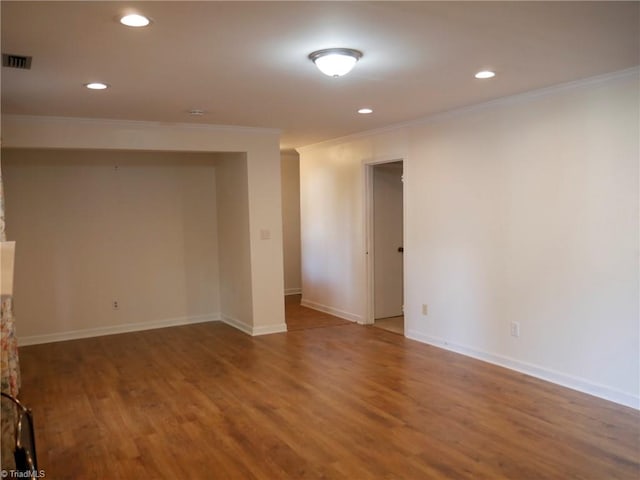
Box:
(2, 53), (32, 70)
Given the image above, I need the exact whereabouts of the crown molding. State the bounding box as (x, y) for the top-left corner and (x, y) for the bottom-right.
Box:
(297, 66), (640, 154)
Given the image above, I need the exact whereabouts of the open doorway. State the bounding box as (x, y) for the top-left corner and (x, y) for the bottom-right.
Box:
(366, 160), (404, 335)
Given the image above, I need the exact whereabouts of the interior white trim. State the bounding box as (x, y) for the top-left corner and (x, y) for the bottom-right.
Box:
(300, 298), (362, 324)
(18, 313), (221, 346)
(221, 314), (288, 336)
(284, 288), (302, 296)
(252, 323), (288, 336)
(220, 314), (253, 335)
(406, 329), (639, 410)
(297, 66), (640, 153)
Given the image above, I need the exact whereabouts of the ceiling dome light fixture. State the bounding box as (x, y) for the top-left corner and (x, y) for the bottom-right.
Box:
(120, 13), (151, 27)
(358, 108), (373, 114)
(309, 48), (363, 78)
(84, 82), (109, 90)
(475, 70), (496, 79)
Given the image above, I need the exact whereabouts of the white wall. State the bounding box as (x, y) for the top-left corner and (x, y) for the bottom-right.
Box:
(245, 142), (287, 334)
(1, 115), (286, 337)
(3, 149), (220, 343)
(299, 70), (639, 408)
(215, 153), (253, 330)
(281, 151), (302, 295)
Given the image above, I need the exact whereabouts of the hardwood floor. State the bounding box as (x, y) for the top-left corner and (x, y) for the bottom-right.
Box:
(285, 294), (351, 331)
(373, 316), (404, 335)
(18, 320), (639, 479)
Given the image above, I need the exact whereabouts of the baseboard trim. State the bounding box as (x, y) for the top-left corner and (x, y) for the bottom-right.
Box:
(253, 323), (288, 336)
(221, 315), (253, 335)
(18, 313), (221, 346)
(284, 288), (302, 296)
(406, 329), (639, 410)
(221, 315), (288, 336)
(299, 298), (362, 323)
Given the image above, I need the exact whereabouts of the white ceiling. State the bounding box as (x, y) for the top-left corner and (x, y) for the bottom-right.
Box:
(2, 1), (638, 150)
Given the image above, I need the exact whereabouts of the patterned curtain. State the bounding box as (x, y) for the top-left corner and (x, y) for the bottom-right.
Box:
(1, 159), (20, 470)
(1, 160), (20, 395)
(0, 159), (4, 240)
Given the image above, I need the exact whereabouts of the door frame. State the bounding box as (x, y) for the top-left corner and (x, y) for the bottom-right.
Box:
(363, 157), (405, 326)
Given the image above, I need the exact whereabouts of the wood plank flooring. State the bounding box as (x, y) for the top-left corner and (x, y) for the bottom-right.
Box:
(17, 319), (640, 479)
(285, 295), (351, 331)
(374, 316), (404, 335)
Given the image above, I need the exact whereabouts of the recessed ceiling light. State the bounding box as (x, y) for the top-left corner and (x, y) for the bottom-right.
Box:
(189, 109), (205, 116)
(309, 48), (363, 77)
(84, 82), (109, 90)
(475, 70), (496, 79)
(358, 108), (373, 114)
(120, 14), (151, 27)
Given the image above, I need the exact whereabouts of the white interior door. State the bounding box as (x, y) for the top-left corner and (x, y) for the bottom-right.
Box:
(373, 162), (404, 319)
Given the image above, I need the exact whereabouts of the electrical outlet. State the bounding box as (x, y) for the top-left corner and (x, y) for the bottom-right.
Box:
(112, 300), (120, 310)
(510, 321), (520, 337)
(422, 304), (428, 316)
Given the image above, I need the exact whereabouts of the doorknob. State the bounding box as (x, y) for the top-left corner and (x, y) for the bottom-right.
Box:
(397, 247), (404, 253)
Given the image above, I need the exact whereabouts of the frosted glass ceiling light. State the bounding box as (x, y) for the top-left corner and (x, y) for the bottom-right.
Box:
(309, 48), (363, 77)
(120, 14), (151, 27)
(84, 82), (109, 90)
(475, 70), (496, 79)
